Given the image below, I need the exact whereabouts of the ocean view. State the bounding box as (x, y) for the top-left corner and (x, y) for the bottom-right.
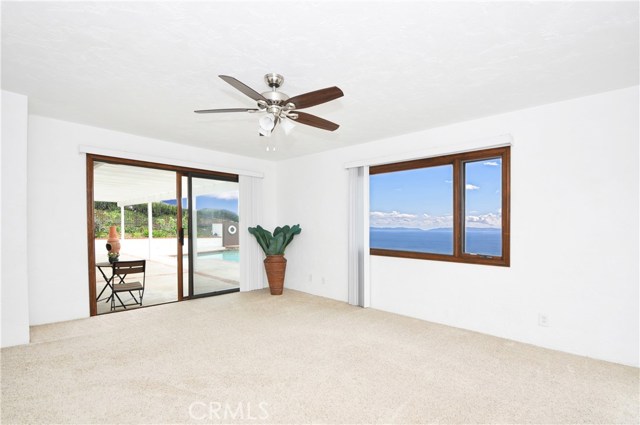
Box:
(370, 227), (502, 256)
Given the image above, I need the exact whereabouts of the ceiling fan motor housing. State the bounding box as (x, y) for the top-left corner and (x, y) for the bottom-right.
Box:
(262, 90), (289, 105)
(264, 73), (284, 88)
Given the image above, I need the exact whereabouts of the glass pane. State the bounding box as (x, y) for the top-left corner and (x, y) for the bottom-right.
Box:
(93, 162), (178, 314)
(190, 177), (240, 296)
(370, 165), (453, 255)
(464, 158), (502, 256)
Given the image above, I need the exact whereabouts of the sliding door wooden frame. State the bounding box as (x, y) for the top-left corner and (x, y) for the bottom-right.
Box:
(86, 155), (97, 316)
(86, 154), (238, 316)
(176, 172), (184, 302)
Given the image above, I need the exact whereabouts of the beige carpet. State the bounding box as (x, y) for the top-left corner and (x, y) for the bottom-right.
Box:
(1, 290), (638, 424)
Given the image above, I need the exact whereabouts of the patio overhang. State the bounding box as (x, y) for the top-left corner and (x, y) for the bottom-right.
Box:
(93, 162), (238, 206)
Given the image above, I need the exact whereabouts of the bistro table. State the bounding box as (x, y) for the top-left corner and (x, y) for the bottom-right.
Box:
(96, 261), (115, 302)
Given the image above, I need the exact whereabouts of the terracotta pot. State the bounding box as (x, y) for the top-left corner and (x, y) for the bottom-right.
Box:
(264, 255), (287, 295)
(107, 226), (121, 254)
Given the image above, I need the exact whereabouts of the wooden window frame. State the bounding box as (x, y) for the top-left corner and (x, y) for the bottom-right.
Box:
(369, 146), (510, 267)
(86, 154), (239, 316)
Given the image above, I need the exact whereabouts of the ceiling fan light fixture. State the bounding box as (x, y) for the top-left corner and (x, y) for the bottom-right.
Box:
(280, 117), (295, 135)
(258, 113), (277, 137)
(258, 126), (272, 137)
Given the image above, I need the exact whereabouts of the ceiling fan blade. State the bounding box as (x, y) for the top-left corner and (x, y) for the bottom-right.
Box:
(291, 111), (340, 131)
(218, 75), (267, 102)
(194, 108), (259, 113)
(286, 86), (344, 109)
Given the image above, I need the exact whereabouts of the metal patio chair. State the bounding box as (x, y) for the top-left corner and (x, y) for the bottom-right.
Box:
(110, 260), (146, 311)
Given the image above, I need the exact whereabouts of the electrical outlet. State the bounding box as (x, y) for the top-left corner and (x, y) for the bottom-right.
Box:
(538, 313), (549, 327)
(321, 277), (326, 285)
(308, 274), (313, 282)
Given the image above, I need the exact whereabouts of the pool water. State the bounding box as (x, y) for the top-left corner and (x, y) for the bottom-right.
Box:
(197, 250), (240, 262)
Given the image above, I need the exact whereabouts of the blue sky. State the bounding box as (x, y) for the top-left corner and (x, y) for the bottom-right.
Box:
(192, 195), (238, 214)
(370, 158), (502, 229)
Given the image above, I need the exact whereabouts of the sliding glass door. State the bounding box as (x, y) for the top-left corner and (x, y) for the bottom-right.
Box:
(181, 173), (240, 298)
(87, 154), (240, 316)
(91, 162), (181, 315)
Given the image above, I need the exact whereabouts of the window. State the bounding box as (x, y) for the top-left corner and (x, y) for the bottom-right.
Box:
(369, 146), (510, 266)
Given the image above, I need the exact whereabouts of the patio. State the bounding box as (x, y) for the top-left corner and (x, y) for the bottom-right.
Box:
(95, 237), (240, 315)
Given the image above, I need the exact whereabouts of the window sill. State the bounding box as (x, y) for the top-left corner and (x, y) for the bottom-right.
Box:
(370, 248), (510, 267)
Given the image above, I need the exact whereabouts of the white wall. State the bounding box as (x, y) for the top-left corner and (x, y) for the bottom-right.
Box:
(12, 86), (640, 367)
(27, 115), (277, 325)
(277, 86), (639, 367)
(1, 91), (30, 347)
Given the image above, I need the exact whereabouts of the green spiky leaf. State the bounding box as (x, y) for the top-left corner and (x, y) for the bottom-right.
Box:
(248, 224), (302, 256)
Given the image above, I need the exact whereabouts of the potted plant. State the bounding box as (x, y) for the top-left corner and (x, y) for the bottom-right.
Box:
(248, 224), (302, 295)
(107, 251), (120, 264)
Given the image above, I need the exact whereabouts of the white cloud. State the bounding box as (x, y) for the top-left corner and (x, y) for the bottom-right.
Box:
(370, 209), (502, 229)
(370, 210), (452, 229)
(466, 184), (480, 190)
(421, 213), (454, 229)
(444, 180), (453, 184)
(465, 212), (501, 228)
(370, 211), (417, 219)
(483, 161), (500, 166)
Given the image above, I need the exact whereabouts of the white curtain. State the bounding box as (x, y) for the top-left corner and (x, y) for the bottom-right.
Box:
(239, 175), (265, 292)
(347, 166), (370, 307)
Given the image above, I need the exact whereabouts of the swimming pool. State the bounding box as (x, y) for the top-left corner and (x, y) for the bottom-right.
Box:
(197, 250), (240, 262)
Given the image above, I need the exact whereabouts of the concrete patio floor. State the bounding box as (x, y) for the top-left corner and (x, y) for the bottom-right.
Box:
(95, 237), (239, 315)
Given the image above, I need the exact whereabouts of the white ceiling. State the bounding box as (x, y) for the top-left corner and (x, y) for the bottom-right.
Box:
(2, 1), (638, 160)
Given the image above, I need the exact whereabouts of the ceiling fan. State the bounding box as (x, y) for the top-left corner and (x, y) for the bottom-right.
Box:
(195, 73), (344, 137)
